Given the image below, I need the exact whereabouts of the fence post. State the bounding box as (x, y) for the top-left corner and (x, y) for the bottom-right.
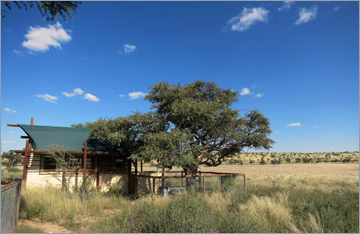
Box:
(198, 171), (201, 190)
(153, 177), (156, 193)
(203, 176), (206, 193)
(243, 175), (246, 191)
(181, 171), (184, 188)
(14, 177), (22, 228)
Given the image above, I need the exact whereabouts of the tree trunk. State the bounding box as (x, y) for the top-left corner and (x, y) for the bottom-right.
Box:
(184, 165), (198, 191)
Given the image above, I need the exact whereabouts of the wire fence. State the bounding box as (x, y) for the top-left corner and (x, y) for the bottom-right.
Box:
(1, 177), (22, 233)
(136, 171), (246, 196)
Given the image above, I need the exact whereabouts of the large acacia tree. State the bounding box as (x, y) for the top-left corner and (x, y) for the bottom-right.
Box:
(80, 81), (274, 187)
(140, 81), (275, 177)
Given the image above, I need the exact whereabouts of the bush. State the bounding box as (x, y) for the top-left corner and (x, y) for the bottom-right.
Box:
(302, 158), (311, 163)
(7, 167), (22, 173)
(73, 176), (97, 200)
(107, 186), (125, 197)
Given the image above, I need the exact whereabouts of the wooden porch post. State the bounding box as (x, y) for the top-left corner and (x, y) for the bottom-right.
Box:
(22, 140), (30, 185)
(140, 160), (143, 172)
(83, 141), (87, 176)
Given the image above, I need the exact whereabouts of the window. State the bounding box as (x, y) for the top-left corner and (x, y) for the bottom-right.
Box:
(86, 157), (95, 169)
(69, 157), (81, 168)
(114, 157), (124, 170)
(100, 157), (111, 170)
(43, 156), (56, 169)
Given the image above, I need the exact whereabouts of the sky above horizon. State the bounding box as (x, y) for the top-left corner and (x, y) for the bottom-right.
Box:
(1, 1), (359, 153)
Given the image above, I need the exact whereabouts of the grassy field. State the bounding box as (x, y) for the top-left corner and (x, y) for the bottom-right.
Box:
(16, 163), (359, 233)
(1, 165), (23, 181)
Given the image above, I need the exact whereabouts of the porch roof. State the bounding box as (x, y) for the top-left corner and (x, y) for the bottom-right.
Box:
(19, 124), (91, 151)
(17, 124), (134, 153)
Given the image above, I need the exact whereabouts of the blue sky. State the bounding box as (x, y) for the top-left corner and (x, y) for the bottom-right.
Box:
(1, 1), (359, 153)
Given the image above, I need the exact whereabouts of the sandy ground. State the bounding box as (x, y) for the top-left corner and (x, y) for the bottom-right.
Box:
(18, 220), (72, 233)
(141, 163), (359, 177)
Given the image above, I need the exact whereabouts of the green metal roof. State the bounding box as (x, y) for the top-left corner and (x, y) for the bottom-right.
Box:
(19, 124), (91, 151)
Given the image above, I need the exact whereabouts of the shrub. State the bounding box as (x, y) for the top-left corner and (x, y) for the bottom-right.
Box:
(7, 167), (22, 173)
(302, 158), (311, 163)
(107, 186), (125, 197)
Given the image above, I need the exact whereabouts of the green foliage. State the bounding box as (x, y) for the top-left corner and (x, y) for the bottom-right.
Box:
(142, 81), (274, 171)
(1, 150), (23, 167)
(80, 81), (274, 174)
(288, 188), (359, 233)
(7, 167), (22, 173)
(107, 185), (126, 197)
(2, 1), (81, 21)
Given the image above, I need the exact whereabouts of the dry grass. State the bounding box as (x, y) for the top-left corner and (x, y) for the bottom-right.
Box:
(19, 186), (126, 222)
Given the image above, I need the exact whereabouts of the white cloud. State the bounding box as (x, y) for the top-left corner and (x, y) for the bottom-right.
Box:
(4, 107), (17, 113)
(129, 91), (147, 100)
(84, 93), (99, 102)
(22, 22), (72, 52)
(35, 94), (58, 103)
(119, 44), (137, 55)
(295, 6), (318, 25)
(13, 49), (24, 56)
(119, 94), (126, 97)
(8, 131), (15, 134)
(311, 125), (319, 128)
(286, 123), (301, 127)
(124, 44), (137, 54)
(278, 1), (294, 12)
(227, 7), (269, 32)
(62, 88), (84, 97)
(1, 141), (15, 144)
(239, 88), (251, 96)
(333, 6), (340, 12)
(255, 93), (264, 98)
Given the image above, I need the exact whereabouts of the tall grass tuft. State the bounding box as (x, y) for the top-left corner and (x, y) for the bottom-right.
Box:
(19, 186), (124, 222)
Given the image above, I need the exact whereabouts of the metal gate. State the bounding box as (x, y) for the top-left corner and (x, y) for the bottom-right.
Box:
(1, 178), (22, 233)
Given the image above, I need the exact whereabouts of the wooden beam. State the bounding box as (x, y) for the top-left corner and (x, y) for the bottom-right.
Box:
(83, 141), (88, 176)
(7, 123), (19, 127)
(14, 150), (113, 155)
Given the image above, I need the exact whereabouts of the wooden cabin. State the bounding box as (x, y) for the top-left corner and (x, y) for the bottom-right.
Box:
(8, 119), (161, 194)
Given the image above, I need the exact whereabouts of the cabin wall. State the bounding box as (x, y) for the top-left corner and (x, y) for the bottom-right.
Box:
(25, 155), (128, 193)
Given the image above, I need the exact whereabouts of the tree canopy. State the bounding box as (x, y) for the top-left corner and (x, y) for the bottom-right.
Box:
(84, 81), (275, 174)
(2, 1), (81, 21)
(1, 150), (23, 167)
(140, 81), (274, 173)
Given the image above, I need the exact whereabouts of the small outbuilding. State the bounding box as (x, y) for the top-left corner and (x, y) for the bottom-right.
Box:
(8, 118), (158, 194)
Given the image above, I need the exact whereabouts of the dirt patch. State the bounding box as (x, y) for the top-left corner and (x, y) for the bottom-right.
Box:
(18, 220), (72, 233)
(18, 209), (121, 233)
